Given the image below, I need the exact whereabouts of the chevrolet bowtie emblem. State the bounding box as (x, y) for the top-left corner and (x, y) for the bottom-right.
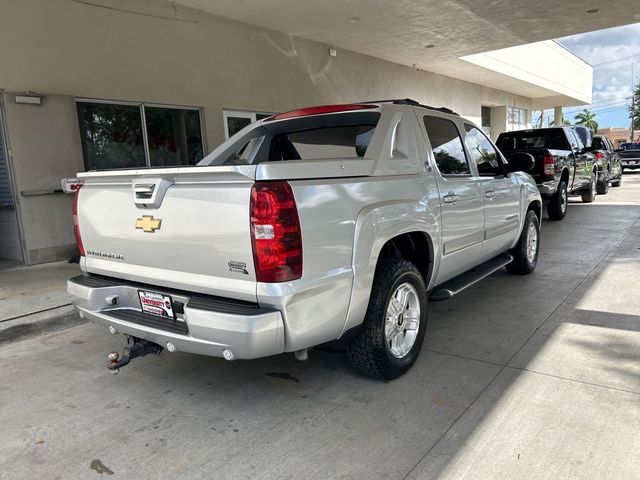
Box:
(135, 215), (162, 233)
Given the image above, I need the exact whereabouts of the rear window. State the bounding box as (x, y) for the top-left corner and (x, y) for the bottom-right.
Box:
(591, 137), (606, 150)
(620, 143), (640, 150)
(271, 125), (376, 161)
(204, 111), (380, 166)
(497, 130), (569, 151)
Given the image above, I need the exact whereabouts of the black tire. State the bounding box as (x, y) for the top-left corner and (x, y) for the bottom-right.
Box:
(506, 210), (540, 275)
(581, 172), (596, 203)
(596, 170), (609, 195)
(547, 180), (567, 220)
(347, 259), (427, 380)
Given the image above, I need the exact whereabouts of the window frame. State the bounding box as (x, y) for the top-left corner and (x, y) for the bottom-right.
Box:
(423, 115), (473, 177)
(463, 123), (507, 178)
(507, 106), (529, 130)
(75, 98), (206, 170)
(567, 129), (583, 151)
(223, 110), (274, 140)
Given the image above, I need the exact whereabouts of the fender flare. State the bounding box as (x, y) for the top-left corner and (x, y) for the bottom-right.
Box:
(339, 200), (440, 337)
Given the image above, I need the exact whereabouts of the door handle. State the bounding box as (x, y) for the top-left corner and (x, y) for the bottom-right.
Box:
(484, 190), (495, 198)
(134, 184), (156, 200)
(442, 192), (459, 203)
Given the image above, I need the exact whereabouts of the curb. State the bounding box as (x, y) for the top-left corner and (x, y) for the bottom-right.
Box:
(0, 305), (87, 346)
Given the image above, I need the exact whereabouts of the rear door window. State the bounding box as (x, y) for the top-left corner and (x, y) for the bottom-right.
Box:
(423, 116), (470, 175)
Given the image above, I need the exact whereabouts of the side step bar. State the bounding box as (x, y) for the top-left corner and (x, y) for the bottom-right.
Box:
(429, 253), (513, 301)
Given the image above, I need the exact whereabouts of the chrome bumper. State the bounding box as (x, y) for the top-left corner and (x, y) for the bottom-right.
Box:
(537, 180), (558, 196)
(621, 158), (640, 166)
(67, 275), (284, 359)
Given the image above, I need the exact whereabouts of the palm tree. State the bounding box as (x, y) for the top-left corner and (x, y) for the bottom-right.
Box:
(574, 109), (598, 131)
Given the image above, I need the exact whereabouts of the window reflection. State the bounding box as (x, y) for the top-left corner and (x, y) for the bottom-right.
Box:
(424, 116), (470, 175)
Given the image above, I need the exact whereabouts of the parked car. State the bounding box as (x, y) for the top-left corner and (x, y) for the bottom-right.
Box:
(496, 127), (597, 221)
(67, 99), (542, 380)
(588, 135), (622, 192)
(618, 142), (640, 172)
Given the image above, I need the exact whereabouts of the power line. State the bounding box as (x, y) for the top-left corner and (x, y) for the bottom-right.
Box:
(566, 102), (629, 114)
(591, 52), (640, 67)
(564, 97), (631, 110)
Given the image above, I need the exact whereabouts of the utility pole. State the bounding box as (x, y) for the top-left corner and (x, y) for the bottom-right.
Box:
(632, 62), (635, 142)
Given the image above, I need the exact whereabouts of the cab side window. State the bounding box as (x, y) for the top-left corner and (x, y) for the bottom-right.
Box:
(464, 125), (502, 176)
(423, 116), (470, 175)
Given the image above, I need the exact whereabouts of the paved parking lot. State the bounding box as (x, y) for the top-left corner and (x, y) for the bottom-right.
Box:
(2, 174), (640, 480)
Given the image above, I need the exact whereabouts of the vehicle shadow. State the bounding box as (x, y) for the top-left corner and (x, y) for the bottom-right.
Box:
(2, 204), (640, 478)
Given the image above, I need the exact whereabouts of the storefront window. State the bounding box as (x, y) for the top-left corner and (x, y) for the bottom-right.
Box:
(145, 107), (203, 167)
(507, 106), (529, 130)
(77, 100), (204, 171)
(223, 110), (273, 139)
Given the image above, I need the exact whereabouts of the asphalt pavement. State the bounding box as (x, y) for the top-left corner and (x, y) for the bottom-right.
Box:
(1, 173), (639, 479)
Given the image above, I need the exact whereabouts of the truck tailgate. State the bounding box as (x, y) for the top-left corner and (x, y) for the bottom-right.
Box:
(76, 166), (259, 302)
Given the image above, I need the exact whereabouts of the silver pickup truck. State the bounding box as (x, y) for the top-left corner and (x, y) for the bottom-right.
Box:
(68, 99), (541, 379)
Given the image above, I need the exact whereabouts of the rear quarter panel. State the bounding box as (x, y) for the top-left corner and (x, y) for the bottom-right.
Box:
(258, 173), (440, 351)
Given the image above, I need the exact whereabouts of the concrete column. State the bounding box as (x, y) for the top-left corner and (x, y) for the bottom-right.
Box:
(554, 106), (563, 126)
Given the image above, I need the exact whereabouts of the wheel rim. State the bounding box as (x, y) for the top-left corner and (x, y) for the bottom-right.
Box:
(591, 175), (596, 199)
(526, 222), (538, 264)
(560, 186), (567, 213)
(385, 283), (420, 359)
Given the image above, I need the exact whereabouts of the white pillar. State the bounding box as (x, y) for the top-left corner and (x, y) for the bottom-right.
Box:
(554, 106), (563, 126)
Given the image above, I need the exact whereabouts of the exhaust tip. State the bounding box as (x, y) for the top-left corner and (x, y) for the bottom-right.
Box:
(166, 342), (176, 353)
(223, 349), (235, 361)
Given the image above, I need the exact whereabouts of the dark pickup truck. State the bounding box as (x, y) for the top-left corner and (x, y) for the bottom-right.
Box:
(589, 135), (622, 192)
(618, 142), (640, 172)
(496, 127), (597, 220)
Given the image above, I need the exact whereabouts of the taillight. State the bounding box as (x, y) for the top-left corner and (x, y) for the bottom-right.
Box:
(543, 154), (555, 176)
(594, 152), (604, 165)
(72, 188), (85, 256)
(250, 182), (302, 282)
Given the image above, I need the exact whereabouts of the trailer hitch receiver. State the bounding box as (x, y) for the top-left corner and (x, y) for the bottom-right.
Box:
(107, 336), (163, 373)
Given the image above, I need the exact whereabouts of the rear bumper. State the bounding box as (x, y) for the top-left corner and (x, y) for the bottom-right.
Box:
(621, 158), (640, 167)
(67, 275), (284, 359)
(537, 180), (558, 196)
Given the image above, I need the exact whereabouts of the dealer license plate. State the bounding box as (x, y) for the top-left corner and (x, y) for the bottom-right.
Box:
(138, 290), (175, 319)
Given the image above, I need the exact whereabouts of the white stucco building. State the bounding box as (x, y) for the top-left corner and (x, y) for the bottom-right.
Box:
(0, 0), (635, 265)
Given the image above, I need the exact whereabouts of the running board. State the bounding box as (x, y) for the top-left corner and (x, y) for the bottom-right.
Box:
(429, 253), (513, 301)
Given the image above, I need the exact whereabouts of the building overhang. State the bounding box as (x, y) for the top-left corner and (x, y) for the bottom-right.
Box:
(458, 41), (592, 108)
(171, 0), (638, 106)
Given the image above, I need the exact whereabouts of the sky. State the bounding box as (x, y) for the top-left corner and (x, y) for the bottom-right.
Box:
(534, 22), (640, 129)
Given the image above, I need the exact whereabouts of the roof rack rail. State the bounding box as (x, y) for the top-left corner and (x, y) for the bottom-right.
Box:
(363, 98), (459, 116)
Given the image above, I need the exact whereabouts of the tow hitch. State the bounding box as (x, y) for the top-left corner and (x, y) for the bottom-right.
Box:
(107, 336), (163, 373)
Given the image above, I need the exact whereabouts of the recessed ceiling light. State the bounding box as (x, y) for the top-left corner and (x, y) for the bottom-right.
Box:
(348, 17), (361, 23)
(585, 8), (600, 14)
(424, 44), (435, 48)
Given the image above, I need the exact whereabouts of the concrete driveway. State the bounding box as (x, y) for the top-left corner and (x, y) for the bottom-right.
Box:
(1, 174), (640, 480)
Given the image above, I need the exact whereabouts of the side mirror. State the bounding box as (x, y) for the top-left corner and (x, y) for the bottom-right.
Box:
(504, 152), (535, 173)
